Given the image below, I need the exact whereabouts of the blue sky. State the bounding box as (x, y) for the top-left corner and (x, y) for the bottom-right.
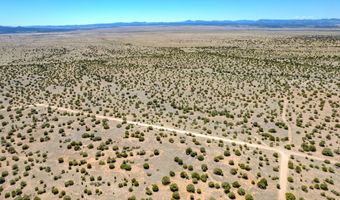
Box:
(1, 0), (339, 26)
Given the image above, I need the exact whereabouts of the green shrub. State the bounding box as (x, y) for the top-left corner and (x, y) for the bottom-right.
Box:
(170, 183), (178, 192)
(257, 178), (268, 189)
(322, 148), (333, 157)
(161, 176), (170, 185)
(186, 184), (195, 193)
(213, 168), (223, 176)
(245, 194), (254, 200)
(285, 192), (296, 200)
(152, 184), (159, 192)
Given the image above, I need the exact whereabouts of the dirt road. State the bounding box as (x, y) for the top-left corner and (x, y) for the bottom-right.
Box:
(26, 103), (338, 200)
(282, 100), (293, 144)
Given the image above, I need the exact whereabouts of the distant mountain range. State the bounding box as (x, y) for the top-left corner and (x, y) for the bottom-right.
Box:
(1, 19), (339, 34)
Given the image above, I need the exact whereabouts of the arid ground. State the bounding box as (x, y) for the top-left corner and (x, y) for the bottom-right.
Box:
(0, 27), (339, 200)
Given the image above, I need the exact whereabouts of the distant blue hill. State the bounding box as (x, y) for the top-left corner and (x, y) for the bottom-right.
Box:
(1, 19), (339, 34)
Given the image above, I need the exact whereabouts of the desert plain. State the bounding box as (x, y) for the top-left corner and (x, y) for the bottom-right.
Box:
(0, 27), (339, 200)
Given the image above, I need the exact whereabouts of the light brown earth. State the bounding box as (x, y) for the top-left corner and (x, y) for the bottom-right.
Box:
(0, 27), (339, 200)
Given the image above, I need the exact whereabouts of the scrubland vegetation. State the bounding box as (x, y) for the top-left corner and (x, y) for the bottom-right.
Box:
(0, 28), (339, 200)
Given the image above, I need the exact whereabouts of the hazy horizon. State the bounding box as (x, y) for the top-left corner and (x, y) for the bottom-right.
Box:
(1, 0), (339, 26)
(1, 18), (340, 28)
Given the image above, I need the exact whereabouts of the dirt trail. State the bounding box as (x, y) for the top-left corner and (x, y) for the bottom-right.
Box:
(278, 152), (289, 200)
(35, 104), (279, 151)
(282, 100), (293, 144)
(28, 103), (339, 200)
